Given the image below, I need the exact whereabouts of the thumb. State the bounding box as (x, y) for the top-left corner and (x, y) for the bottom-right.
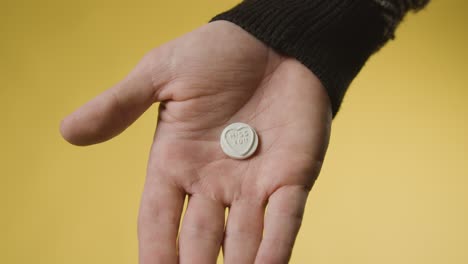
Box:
(60, 51), (170, 146)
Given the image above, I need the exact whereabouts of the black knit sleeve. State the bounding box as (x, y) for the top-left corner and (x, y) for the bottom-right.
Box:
(211, 0), (430, 117)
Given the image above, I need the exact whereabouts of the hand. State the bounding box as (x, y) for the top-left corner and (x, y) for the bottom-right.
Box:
(60, 21), (332, 264)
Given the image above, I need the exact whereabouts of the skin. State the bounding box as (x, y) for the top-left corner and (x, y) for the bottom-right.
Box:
(60, 21), (332, 264)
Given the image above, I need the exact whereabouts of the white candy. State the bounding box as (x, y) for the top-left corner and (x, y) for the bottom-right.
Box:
(220, 122), (258, 160)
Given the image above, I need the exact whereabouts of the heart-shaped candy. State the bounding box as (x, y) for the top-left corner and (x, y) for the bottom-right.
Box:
(220, 123), (258, 159)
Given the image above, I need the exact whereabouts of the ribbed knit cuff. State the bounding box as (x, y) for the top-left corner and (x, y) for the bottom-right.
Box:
(211, 0), (389, 117)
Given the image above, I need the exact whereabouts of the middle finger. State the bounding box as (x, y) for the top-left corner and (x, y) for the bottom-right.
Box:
(178, 194), (225, 264)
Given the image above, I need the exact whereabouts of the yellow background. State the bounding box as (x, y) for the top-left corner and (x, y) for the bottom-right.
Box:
(1, 0), (467, 263)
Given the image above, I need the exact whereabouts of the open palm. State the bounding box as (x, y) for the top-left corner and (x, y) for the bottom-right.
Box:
(61, 21), (332, 264)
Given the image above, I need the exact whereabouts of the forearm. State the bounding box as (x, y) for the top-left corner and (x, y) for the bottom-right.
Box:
(211, 0), (430, 117)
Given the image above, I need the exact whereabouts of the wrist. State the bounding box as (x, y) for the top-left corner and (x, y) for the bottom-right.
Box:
(211, 0), (388, 118)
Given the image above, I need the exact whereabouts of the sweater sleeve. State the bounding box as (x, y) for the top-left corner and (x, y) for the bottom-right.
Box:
(211, 0), (430, 117)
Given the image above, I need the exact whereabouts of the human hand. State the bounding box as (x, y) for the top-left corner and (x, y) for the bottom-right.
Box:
(60, 21), (332, 264)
